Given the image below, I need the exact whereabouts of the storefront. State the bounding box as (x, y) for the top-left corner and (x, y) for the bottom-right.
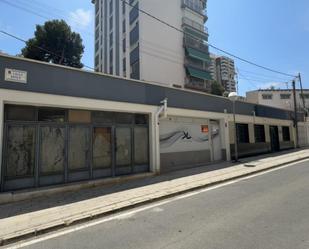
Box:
(1, 105), (149, 191)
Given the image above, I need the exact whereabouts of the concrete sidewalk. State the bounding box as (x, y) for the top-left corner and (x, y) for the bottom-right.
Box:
(1, 149), (309, 245)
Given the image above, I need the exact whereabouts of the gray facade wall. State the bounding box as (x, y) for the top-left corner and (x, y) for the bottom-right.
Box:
(0, 56), (296, 121)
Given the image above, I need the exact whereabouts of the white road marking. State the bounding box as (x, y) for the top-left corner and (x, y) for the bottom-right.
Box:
(5, 158), (309, 249)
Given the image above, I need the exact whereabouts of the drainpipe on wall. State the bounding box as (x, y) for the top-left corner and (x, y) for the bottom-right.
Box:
(154, 98), (168, 173)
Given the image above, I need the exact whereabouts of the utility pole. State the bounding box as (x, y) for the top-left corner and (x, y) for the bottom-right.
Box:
(292, 80), (299, 148)
(298, 73), (307, 118)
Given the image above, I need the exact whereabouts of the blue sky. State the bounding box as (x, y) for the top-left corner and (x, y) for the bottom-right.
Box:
(0, 0), (308, 96)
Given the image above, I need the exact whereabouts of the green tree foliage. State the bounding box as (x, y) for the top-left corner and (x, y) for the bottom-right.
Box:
(211, 81), (225, 96)
(22, 20), (84, 68)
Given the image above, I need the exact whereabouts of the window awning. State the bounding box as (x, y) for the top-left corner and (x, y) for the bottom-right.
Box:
(186, 67), (212, 81)
(186, 47), (210, 62)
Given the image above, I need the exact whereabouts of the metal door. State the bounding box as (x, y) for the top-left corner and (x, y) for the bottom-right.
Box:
(92, 126), (113, 178)
(115, 126), (132, 176)
(2, 123), (37, 191)
(39, 125), (66, 186)
(270, 126), (280, 152)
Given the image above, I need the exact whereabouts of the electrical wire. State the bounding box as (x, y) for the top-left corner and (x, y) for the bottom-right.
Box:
(0, 0), (300, 89)
(0, 30), (95, 70)
(119, 0), (297, 78)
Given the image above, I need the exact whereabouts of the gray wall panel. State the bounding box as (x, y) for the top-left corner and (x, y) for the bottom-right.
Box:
(160, 150), (211, 173)
(0, 56), (296, 121)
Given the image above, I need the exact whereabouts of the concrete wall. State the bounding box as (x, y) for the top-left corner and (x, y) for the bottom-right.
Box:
(246, 90), (309, 112)
(0, 55), (295, 121)
(139, 0), (185, 87)
(159, 116), (213, 172)
(229, 120), (295, 158)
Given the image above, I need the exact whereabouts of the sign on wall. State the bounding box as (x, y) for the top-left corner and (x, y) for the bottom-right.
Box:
(4, 68), (27, 84)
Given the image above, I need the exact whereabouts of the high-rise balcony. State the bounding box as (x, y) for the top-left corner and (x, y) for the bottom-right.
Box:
(182, 17), (208, 34)
(185, 78), (211, 93)
(182, 0), (208, 21)
(184, 35), (209, 53)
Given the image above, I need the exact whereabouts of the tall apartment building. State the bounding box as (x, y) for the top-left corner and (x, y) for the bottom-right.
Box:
(92, 0), (213, 92)
(208, 53), (217, 81)
(209, 54), (237, 93)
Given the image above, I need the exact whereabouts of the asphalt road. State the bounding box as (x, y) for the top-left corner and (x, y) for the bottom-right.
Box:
(17, 159), (309, 249)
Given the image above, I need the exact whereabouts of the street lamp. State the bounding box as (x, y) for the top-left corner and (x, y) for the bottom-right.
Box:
(228, 92), (239, 162)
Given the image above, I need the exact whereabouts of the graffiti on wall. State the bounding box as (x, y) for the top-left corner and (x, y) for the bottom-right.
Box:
(160, 118), (220, 154)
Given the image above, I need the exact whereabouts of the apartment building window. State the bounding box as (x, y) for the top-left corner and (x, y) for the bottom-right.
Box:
(300, 93), (309, 99)
(130, 22), (139, 46)
(95, 54), (99, 68)
(109, 32), (113, 47)
(109, 0), (113, 14)
(130, 61), (140, 80)
(123, 58), (126, 74)
(282, 126), (290, 141)
(254, 125), (265, 143)
(123, 38), (126, 53)
(109, 48), (113, 62)
(122, 2), (126, 14)
(95, 40), (99, 52)
(262, 94), (273, 100)
(95, 14), (99, 28)
(129, 2), (139, 24)
(109, 16), (113, 30)
(95, 1), (99, 15)
(236, 123), (249, 143)
(280, 94), (291, 99)
(122, 19), (126, 33)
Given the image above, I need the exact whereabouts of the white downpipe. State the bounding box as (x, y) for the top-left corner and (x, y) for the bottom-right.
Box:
(154, 98), (168, 173)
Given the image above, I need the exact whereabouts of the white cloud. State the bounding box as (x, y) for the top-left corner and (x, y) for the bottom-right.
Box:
(69, 9), (92, 29)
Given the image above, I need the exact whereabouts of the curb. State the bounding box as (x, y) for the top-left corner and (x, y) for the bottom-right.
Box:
(1, 156), (309, 246)
(0, 172), (156, 205)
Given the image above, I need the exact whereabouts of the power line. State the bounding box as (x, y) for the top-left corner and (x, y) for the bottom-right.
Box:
(237, 68), (291, 82)
(0, 0), (187, 66)
(119, 0), (297, 78)
(0, 30), (95, 70)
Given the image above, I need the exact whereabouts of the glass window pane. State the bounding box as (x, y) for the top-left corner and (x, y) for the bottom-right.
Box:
(116, 127), (131, 166)
(93, 127), (112, 168)
(135, 114), (148, 125)
(40, 127), (65, 174)
(6, 125), (36, 178)
(134, 127), (149, 165)
(69, 127), (90, 170)
(6, 105), (36, 121)
(38, 108), (66, 122)
(115, 113), (134, 124)
(68, 110), (91, 123)
(92, 111), (115, 124)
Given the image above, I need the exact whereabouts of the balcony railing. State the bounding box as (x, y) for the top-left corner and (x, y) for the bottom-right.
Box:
(185, 78), (211, 93)
(184, 59), (204, 71)
(182, 17), (208, 34)
(184, 36), (209, 53)
(182, 0), (207, 16)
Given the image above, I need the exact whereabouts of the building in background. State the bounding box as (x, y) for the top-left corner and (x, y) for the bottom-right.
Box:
(216, 56), (236, 93)
(208, 53), (217, 82)
(209, 55), (236, 93)
(246, 89), (309, 112)
(92, 0), (213, 92)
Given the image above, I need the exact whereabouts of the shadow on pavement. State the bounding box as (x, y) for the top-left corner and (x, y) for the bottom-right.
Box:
(0, 149), (300, 219)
